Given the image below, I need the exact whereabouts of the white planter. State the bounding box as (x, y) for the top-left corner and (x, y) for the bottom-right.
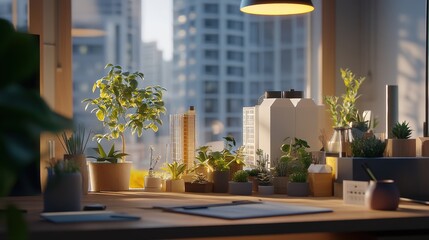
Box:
(144, 176), (162, 192)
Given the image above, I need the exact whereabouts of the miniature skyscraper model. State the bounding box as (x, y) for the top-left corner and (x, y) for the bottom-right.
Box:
(170, 106), (196, 171)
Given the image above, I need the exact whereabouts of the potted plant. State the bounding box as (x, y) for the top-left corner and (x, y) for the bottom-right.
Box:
(257, 172), (274, 195)
(287, 172), (309, 197)
(87, 143), (130, 191)
(324, 68), (365, 156)
(272, 158), (289, 194)
(193, 145), (214, 181)
(83, 64), (166, 190)
(385, 121), (416, 157)
(246, 169), (260, 192)
(352, 135), (386, 158)
(144, 146), (162, 191)
(44, 159), (81, 212)
(58, 125), (91, 194)
(229, 170), (252, 195)
(164, 161), (186, 192)
(185, 173), (213, 193)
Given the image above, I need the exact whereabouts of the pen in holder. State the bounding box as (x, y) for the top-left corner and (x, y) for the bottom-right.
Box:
(361, 163), (400, 211)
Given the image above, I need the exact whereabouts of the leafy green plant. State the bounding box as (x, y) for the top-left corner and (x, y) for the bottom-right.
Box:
(392, 121), (412, 139)
(164, 161), (187, 180)
(232, 170), (249, 182)
(83, 64), (166, 162)
(351, 136), (386, 158)
(289, 172), (307, 183)
(207, 136), (245, 172)
(47, 159), (80, 175)
(324, 68), (365, 128)
(273, 159), (289, 177)
(58, 125), (91, 155)
(192, 173), (208, 184)
(280, 138), (311, 182)
(257, 172), (272, 186)
(255, 149), (269, 173)
(246, 169), (260, 177)
(193, 145), (214, 172)
(88, 143), (128, 163)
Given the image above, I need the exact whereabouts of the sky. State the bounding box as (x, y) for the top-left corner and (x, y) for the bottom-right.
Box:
(141, 0), (173, 61)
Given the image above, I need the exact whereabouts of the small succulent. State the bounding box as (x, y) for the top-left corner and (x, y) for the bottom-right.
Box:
(164, 161), (187, 180)
(257, 172), (272, 186)
(232, 170), (249, 182)
(192, 173), (208, 184)
(351, 136), (386, 158)
(289, 171), (307, 183)
(392, 121), (412, 139)
(88, 143), (128, 163)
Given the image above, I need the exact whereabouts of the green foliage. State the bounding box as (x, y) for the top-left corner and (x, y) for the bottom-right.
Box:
(289, 172), (308, 183)
(193, 145), (213, 172)
(82, 64), (166, 160)
(246, 169), (260, 177)
(192, 173), (208, 184)
(88, 143), (128, 163)
(257, 172), (272, 186)
(206, 136), (245, 172)
(48, 159), (80, 174)
(280, 138), (311, 180)
(164, 161), (187, 180)
(391, 121), (412, 139)
(351, 136), (386, 158)
(58, 125), (91, 155)
(232, 170), (249, 182)
(273, 159), (289, 177)
(324, 68), (365, 127)
(255, 149), (269, 173)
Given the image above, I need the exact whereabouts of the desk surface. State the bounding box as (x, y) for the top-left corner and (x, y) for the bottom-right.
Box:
(2, 191), (429, 239)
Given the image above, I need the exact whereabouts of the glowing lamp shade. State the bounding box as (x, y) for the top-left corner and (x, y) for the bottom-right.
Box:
(240, 0), (314, 15)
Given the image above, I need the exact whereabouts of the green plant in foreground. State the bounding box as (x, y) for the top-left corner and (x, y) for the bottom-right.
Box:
(324, 68), (365, 128)
(392, 121), (412, 139)
(83, 64), (166, 162)
(88, 143), (128, 163)
(232, 170), (249, 182)
(351, 136), (386, 158)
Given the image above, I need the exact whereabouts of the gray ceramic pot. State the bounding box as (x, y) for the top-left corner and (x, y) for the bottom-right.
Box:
(228, 181), (252, 195)
(213, 170), (229, 193)
(44, 172), (82, 212)
(287, 182), (309, 197)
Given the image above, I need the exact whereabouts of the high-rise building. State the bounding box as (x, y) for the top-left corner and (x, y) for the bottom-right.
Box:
(172, 0), (309, 147)
(72, 0), (142, 153)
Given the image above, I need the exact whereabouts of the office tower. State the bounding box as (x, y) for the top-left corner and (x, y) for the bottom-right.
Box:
(170, 106), (196, 170)
(242, 106), (259, 166)
(72, 0), (141, 135)
(172, 0), (309, 146)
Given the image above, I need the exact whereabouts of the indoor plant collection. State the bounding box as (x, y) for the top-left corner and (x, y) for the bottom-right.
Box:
(83, 63), (166, 191)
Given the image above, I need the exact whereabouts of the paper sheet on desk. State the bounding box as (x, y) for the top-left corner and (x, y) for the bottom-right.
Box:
(40, 211), (141, 223)
(157, 202), (332, 220)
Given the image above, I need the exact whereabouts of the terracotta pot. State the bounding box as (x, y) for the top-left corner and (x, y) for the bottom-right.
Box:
(385, 139), (416, 157)
(88, 162), (132, 191)
(44, 172), (81, 212)
(64, 154), (88, 195)
(185, 182), (213, 193)
(228, 181), (252, 195)
(213, 170), (229, 193)
(273, 176), (288, 194)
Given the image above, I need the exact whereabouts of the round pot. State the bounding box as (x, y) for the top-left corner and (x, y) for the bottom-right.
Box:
(213, 170), (230, 193)
(88, 162), (132, 191)
(228, 181), (252, 195)
(258, 185), (274, 195)
(44, 172), (82, 212)
(144, 176), (162, 192)
(365, 180), (399, 210)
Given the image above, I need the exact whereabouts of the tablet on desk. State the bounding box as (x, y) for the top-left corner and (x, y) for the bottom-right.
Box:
(40, 211), (140, 223)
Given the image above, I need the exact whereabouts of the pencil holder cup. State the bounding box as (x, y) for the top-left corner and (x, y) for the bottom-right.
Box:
(364, 180), (399, 211)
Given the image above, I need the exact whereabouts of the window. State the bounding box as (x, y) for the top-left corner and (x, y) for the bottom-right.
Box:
(263, 21), (274, 47)
(205, 49), (219, 60)
(250, 82), (260, 95)
(204, 19), (219, 29)
(227, 99), (243, 113)
(227, 35), (244, 46)
(263, 51), (274, 75)
(227, 81), (243, 94)
(227, 20), (244, 31)
(281, 19), (293, 44)
(227, 51), (243, 61)
(204, 81), (218, 94)
(227, 117), (241, 127)
(204, 3), (218, 14)
(249, 52), (260, 74)
(204, 65), (219, 75)
(226, 4), (242, 16)
(205, 99), (219, 113)
(249, 22), (260, 46)
(227, 66), (243, 77)
(281, 49), (293, 74)
(204, 34), (219, 44)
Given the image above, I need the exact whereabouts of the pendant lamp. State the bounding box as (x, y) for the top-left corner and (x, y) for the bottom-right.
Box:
(240, 0), (314, 15)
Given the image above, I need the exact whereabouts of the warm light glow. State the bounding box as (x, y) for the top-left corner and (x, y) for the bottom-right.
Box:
(72, 28), (106, 37)
(241, 3), (314, 15)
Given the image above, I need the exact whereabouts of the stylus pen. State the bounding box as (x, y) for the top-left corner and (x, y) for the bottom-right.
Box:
(361, 163), (377, 181)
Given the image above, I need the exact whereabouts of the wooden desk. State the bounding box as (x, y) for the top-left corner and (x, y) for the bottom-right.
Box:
(2, 191), (429, 240)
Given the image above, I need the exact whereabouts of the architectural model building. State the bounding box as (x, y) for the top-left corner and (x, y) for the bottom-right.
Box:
(170, 106), (196, 170)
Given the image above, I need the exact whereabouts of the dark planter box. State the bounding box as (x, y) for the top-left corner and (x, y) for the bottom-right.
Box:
(185, 182), (213, 193)
(213, 170), (229, 193)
